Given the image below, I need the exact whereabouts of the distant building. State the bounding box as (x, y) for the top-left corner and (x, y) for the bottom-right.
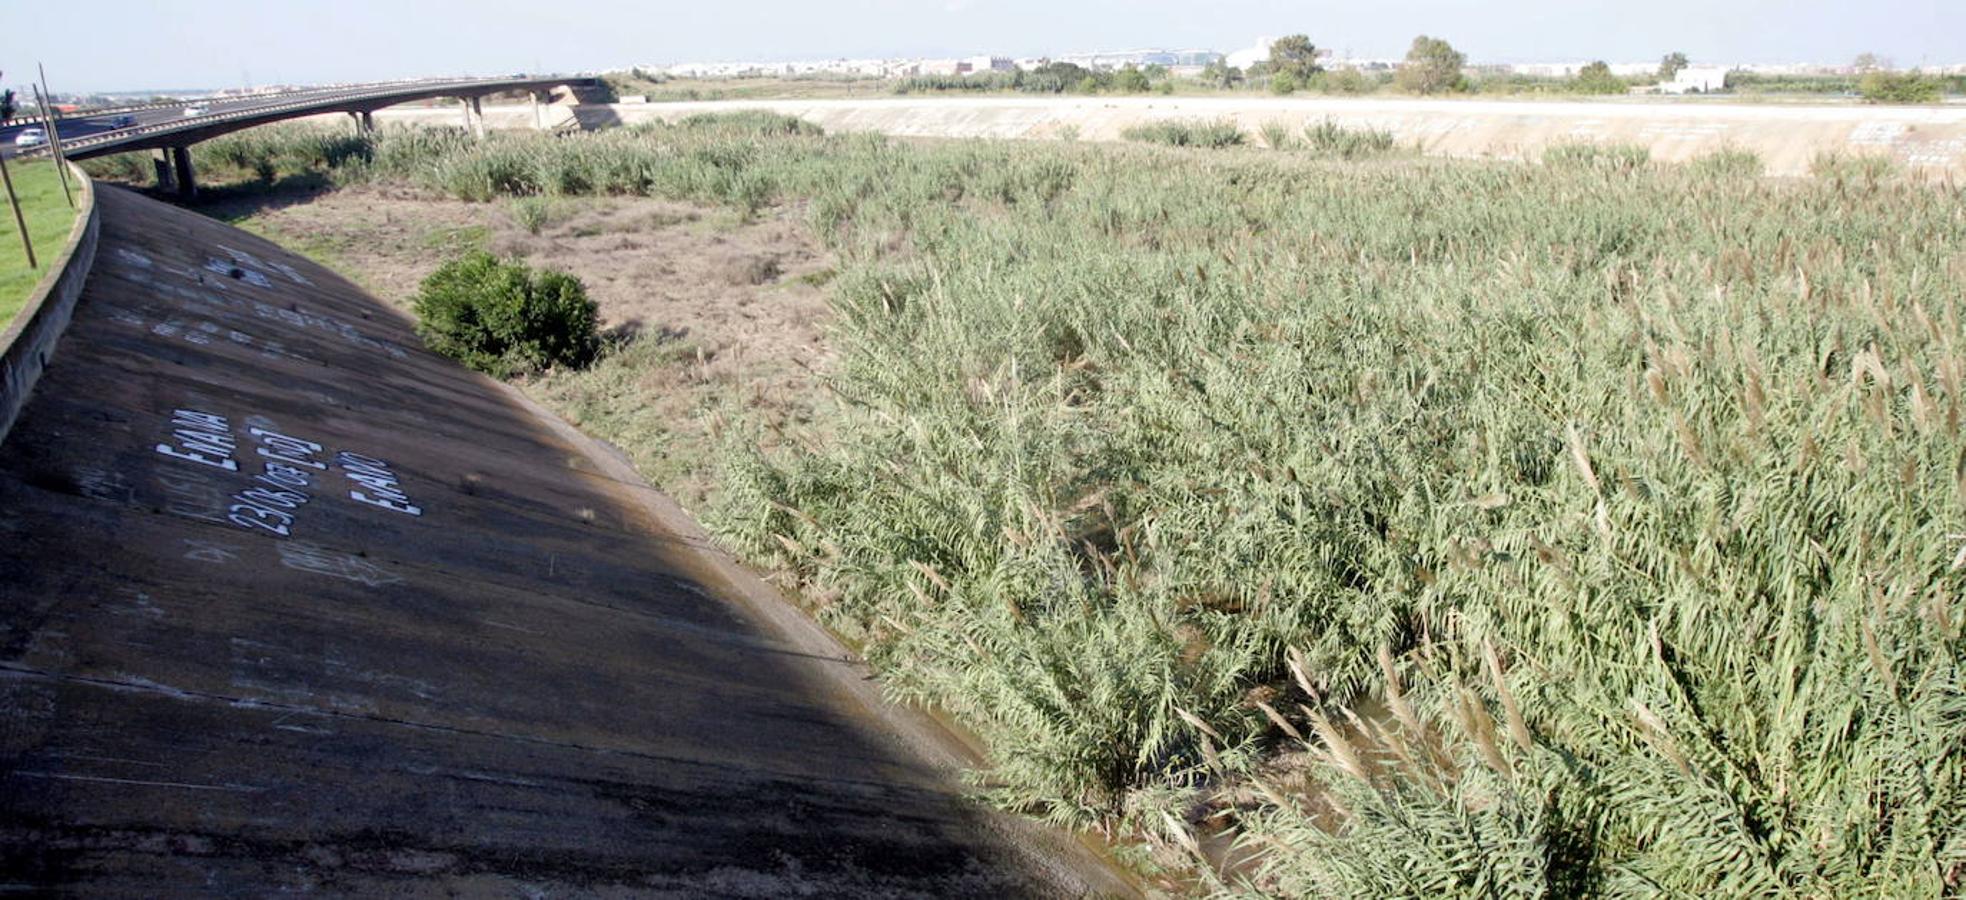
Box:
(1660, 65), (1729, 94)
(963, 55), (1014, 74)
(1053, 48), (1217, 71)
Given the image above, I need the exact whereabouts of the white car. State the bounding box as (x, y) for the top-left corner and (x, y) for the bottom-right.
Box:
(182, 104), (210, 117)
(13, 127), (47, 148)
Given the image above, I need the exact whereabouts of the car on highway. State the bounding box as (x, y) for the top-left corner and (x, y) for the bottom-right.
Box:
(110, 114), (138, 128)
(13, 127), (47, 148)
(182, 103), (210, 117)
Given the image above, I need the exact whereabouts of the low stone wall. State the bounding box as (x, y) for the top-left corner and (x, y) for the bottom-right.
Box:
(0, 163), (98, 442)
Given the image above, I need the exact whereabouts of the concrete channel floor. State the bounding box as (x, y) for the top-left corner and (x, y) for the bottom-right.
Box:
(0, 186), (1130, 896)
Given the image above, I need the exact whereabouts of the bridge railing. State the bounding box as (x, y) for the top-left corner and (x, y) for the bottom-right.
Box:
(7, 82), (429, 130)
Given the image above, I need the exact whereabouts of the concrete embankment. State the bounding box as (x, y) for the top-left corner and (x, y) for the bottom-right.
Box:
(0, 184), (1131, 895)
(361, 95), (1966, 177)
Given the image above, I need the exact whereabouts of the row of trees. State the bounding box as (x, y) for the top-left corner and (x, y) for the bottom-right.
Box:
(1260, 39), (1949, 103)
(896, 60), (1176, 96)
(1199, 34), (1471, 95)
(1254, 34), (1623, 96)
(899, 37), (1951, 104)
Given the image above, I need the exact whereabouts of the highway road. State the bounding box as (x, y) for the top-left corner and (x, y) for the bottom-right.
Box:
(2, 93), (304, 159)
(0, 184), (1132, 894)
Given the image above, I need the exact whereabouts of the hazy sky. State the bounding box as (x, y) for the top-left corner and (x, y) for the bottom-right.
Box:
(6, 0), (1960, 93)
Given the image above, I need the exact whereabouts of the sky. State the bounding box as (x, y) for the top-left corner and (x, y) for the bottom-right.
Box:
(4, 0), (1961, 94)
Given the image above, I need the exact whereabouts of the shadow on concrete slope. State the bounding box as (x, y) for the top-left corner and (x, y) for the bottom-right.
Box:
(0, 186), (1129, 896)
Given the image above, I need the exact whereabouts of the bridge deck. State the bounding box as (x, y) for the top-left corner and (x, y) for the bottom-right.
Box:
(0, 186), (1121, 895)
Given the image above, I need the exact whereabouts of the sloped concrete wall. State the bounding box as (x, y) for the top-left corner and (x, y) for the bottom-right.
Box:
(370, 96), (1966, 177)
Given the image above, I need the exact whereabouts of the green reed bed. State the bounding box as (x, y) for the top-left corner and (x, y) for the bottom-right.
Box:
(121, 118), (1966, 896)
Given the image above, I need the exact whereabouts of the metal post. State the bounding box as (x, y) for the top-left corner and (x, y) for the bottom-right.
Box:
(0, 152), (36, 270)
(29, 84), (73, 208)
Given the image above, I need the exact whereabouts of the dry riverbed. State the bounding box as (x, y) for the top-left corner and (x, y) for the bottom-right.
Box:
(215, 185), (836, 510)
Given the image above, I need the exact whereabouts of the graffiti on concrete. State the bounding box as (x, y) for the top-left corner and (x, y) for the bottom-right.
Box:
(151, 407), (424, 539)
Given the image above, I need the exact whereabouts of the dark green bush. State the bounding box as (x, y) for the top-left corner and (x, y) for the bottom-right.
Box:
(412, 251), (598, 377)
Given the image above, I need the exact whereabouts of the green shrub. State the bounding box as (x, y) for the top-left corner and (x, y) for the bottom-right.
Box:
(79, 152), (153, 185)
(1112, 65), (1151, 94)
(411, 251), (598, 377)
(1397, 35), (1468, 93)
(1543, 142), (1651, 173)
(1259, 121), (1296, 150)
(676, 110), (824, 137)
(1858, 71), (1942, 104)
(1322, 68), (1373, 94)
(1686, 147), (1764, 178)
(1809, 151), (1901, 182)
(1270, 72), (1300, 95)
(1302, 119), (1397, 159)
(507, 196), (557, 234)
(1570, 60), (1628, 94)
(1120, 120), (1245, 148)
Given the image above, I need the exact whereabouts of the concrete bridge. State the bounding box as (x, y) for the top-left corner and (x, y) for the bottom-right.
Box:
(12, 75), (602, 197)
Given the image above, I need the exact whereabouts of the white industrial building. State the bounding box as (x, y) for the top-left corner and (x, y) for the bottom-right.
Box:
(1659, 65), (1730, 94)
(1225, 37), (1276, 71)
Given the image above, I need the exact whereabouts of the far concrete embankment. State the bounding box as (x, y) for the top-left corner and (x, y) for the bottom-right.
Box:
(356, 95), (1966, 177)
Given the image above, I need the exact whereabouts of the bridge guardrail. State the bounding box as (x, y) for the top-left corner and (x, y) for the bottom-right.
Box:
(0, 162), (98, 442)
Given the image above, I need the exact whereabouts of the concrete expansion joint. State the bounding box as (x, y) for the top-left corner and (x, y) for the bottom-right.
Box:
(0, 661), (698, 768)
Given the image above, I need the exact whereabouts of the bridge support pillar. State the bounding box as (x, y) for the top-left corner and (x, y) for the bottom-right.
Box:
(350, 110), (375, 134)
(169, 146), (197, 200)
(468, 96), (485, 140)
(151, 150), (176, 193)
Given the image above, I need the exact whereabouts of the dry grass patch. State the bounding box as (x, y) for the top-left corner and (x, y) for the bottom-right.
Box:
(234, 185), (833, 508)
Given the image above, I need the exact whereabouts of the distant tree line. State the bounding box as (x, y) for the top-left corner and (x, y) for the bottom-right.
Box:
(896, 61), (1174, 96)
(881, 37), (1958, 104)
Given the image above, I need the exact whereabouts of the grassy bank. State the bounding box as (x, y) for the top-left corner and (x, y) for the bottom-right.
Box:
(113, 120), (1966, 896)
(0, 160), (79, 326)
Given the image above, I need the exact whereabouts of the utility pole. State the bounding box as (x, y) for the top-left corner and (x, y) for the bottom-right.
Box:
(0, 155), (35, 269)
(35, 65), (75, 208)
(0, 69), (23, 269)
(29, 83), (73, 208)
